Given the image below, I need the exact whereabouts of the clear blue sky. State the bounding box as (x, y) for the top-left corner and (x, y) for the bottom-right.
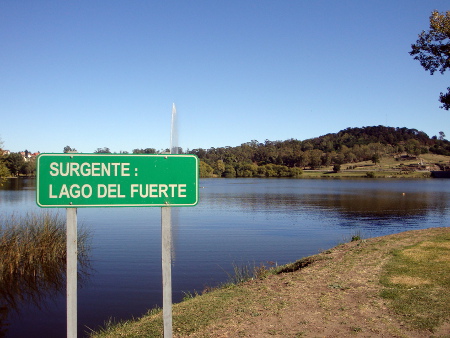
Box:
(1, 1), (449, 154)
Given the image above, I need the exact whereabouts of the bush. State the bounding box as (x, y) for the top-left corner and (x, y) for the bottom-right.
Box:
(366, 171), (375, 178)
(223, 164), (236, 178)
(289, 167), (303, 177)
(199, 161), (214, 178)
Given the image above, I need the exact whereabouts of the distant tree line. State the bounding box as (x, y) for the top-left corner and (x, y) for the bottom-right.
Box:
(68, 126), (450, 178)
(187, 126), (450, 178)
(1, 126), (449, 180)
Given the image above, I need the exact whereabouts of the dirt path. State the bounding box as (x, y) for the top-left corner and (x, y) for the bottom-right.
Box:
(184, 228), (450, 337)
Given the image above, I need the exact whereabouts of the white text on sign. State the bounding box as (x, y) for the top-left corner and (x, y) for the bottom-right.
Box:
(49, 184), (187, 199)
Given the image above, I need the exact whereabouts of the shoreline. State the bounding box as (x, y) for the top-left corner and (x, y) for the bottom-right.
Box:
(90, 227), (450, 337)
(2, 171), (438, 181)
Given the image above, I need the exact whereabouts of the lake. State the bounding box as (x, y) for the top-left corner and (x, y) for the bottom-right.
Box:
(1, 177), (450, 337)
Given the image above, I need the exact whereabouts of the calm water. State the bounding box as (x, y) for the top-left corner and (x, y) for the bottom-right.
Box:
(1, 177), (450, 337)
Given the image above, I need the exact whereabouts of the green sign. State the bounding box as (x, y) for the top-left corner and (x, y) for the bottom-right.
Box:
(36, 154), (199, 208)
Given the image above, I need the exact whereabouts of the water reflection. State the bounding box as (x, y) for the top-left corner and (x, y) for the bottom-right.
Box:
(0, 179), (36, 211)
(302, 191), (443, 218)
(202, 179), (449, 220)
(0, 178), (35, 190)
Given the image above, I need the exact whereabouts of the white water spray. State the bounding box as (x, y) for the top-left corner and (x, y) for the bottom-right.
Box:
(170, 103), (179, 155)
(169, 103), (179, 262)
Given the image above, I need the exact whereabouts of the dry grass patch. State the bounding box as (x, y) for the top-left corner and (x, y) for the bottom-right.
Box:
(389, 275), (431, 286)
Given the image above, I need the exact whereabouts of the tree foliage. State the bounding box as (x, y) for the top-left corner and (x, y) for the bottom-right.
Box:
(94, 147), (111, 154)
(332, 164), (341, 173)
(3, 126), (448, 180)
(188, 126), (450, 178)
(410, 10), (450, 109)
(0, 162), (10, 181)
(63, 146), (77, 153)
(0, 138), (9, 182)
(132, 148), (158, 154)
(20, 160), (36, 176)
(0, 152), (9, 183)
(5, 153), (25, 177)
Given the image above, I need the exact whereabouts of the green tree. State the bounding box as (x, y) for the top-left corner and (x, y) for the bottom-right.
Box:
(63, 146), (77, 153)
(21, 160), (35, 176)
(273, 164), (291, 177)
(133, 148), (157, 154)
(321, 152), (334, 167)
(333, 152), (345, 165)
(405, 139), (421, 156)
(262, 164), (277, 177)
(94, 147), (111, 153)
(0, 162), (10, 181)
(6, 153), (25, 177)
(256, 165), (267, 177)
(410, 10), (450, 109)
(235, 163), (257, 177)
(289, 167), (303, 177)
(371, 153), (380, 164)
(199, 161), (214, 178)
(332, 164), (341, 173)
(213, 160), (226, 177)
(301, 141), (313, 151)
(309, 149), (323, 169)
(298, 151), (310, 168)
(223, 164), (236, 178)
(0, 137), (9, 183)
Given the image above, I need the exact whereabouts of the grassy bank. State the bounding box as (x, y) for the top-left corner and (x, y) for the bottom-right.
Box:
(300, 169), (431, 179)
(90, 227), (450, 337)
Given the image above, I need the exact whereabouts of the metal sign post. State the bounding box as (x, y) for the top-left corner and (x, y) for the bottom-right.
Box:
(66, 208), (77, 338)
(161, 207), (172, 338)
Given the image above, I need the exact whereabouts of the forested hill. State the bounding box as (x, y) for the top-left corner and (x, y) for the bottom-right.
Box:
(187, 126), (450, 177)
(310, 126), (432, 150)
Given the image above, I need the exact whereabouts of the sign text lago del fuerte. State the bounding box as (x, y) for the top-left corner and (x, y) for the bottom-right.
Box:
(36, 153), (199, 207)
